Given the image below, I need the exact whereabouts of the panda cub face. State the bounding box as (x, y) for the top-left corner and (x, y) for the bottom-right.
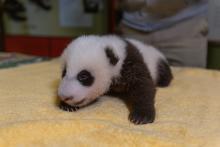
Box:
(59, 66), (97, 107)
(58, 36), (125, 107)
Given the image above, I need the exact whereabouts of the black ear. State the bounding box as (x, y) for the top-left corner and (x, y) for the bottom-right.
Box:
(105, 47), (119, 66)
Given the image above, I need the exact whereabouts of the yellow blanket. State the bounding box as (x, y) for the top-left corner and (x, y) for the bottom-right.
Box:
(0, 60), (220, 147)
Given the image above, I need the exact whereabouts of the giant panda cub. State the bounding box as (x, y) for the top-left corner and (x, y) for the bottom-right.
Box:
(58, 35), (173, 125)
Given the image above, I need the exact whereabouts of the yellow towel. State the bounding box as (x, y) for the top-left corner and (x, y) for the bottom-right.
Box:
(0, 59), (220, 147)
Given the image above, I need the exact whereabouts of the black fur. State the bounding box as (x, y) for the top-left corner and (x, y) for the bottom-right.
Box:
(77, 70), (94, 86)
(107, 40), (156, 125)
(157, 59), (173, 87)
(105, 47), (119, 66)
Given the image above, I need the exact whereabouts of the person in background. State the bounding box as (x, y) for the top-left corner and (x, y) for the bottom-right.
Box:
(116, 0), (208, 67)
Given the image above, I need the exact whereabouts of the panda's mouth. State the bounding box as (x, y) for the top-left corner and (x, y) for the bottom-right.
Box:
(63, 99), (86, 107)
(73, 99), (85, 105)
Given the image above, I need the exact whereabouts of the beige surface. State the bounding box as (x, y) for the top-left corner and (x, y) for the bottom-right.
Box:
(0, 60), (219, 147)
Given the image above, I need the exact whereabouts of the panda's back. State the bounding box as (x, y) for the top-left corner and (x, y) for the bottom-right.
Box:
(125, 38), (166, 83)
(102, 35), (172, 87)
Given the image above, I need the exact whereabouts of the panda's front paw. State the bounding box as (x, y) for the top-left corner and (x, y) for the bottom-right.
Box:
(129, 108), (155, 125)
(59, 101), (79, 112)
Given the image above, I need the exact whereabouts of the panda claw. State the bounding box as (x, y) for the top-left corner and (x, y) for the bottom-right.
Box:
(59, 101), (79, 112)
(129, 109), (155, 125)
(72, 106), (79, 111)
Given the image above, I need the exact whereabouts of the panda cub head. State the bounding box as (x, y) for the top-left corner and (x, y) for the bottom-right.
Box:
(58, 35), (126, 107)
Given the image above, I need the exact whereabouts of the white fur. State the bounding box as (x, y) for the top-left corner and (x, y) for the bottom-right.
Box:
(58, 35), (167, 107)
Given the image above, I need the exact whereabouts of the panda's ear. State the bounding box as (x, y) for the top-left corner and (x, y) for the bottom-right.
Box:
(105, 47), (119, 66)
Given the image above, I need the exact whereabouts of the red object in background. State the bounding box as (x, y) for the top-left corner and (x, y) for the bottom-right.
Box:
(5, 36), (50, 56)
(108, 0), (115, 33)
(5, 36), (72, 57)
(50, 37), (72, 57)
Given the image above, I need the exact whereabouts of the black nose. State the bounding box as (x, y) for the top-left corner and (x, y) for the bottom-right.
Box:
(64, 97), (74, 102)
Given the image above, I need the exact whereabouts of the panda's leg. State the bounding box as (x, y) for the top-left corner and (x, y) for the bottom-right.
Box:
(118, 40), (157, 125)
(157, 59), (173, 87)
(119, 61), (156, 125)
(125, 78), (156, 125)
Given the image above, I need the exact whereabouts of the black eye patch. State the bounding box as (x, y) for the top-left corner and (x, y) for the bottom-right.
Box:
(62, 67), (66, 78)
(77, 70), (94, 86)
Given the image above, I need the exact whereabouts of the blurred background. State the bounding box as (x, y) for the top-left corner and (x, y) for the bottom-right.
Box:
(0, 0), (219, 69)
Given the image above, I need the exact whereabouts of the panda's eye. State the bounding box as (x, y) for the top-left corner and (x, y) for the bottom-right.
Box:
(62, 67), (67, 78)
(77, 70), (94, 86)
